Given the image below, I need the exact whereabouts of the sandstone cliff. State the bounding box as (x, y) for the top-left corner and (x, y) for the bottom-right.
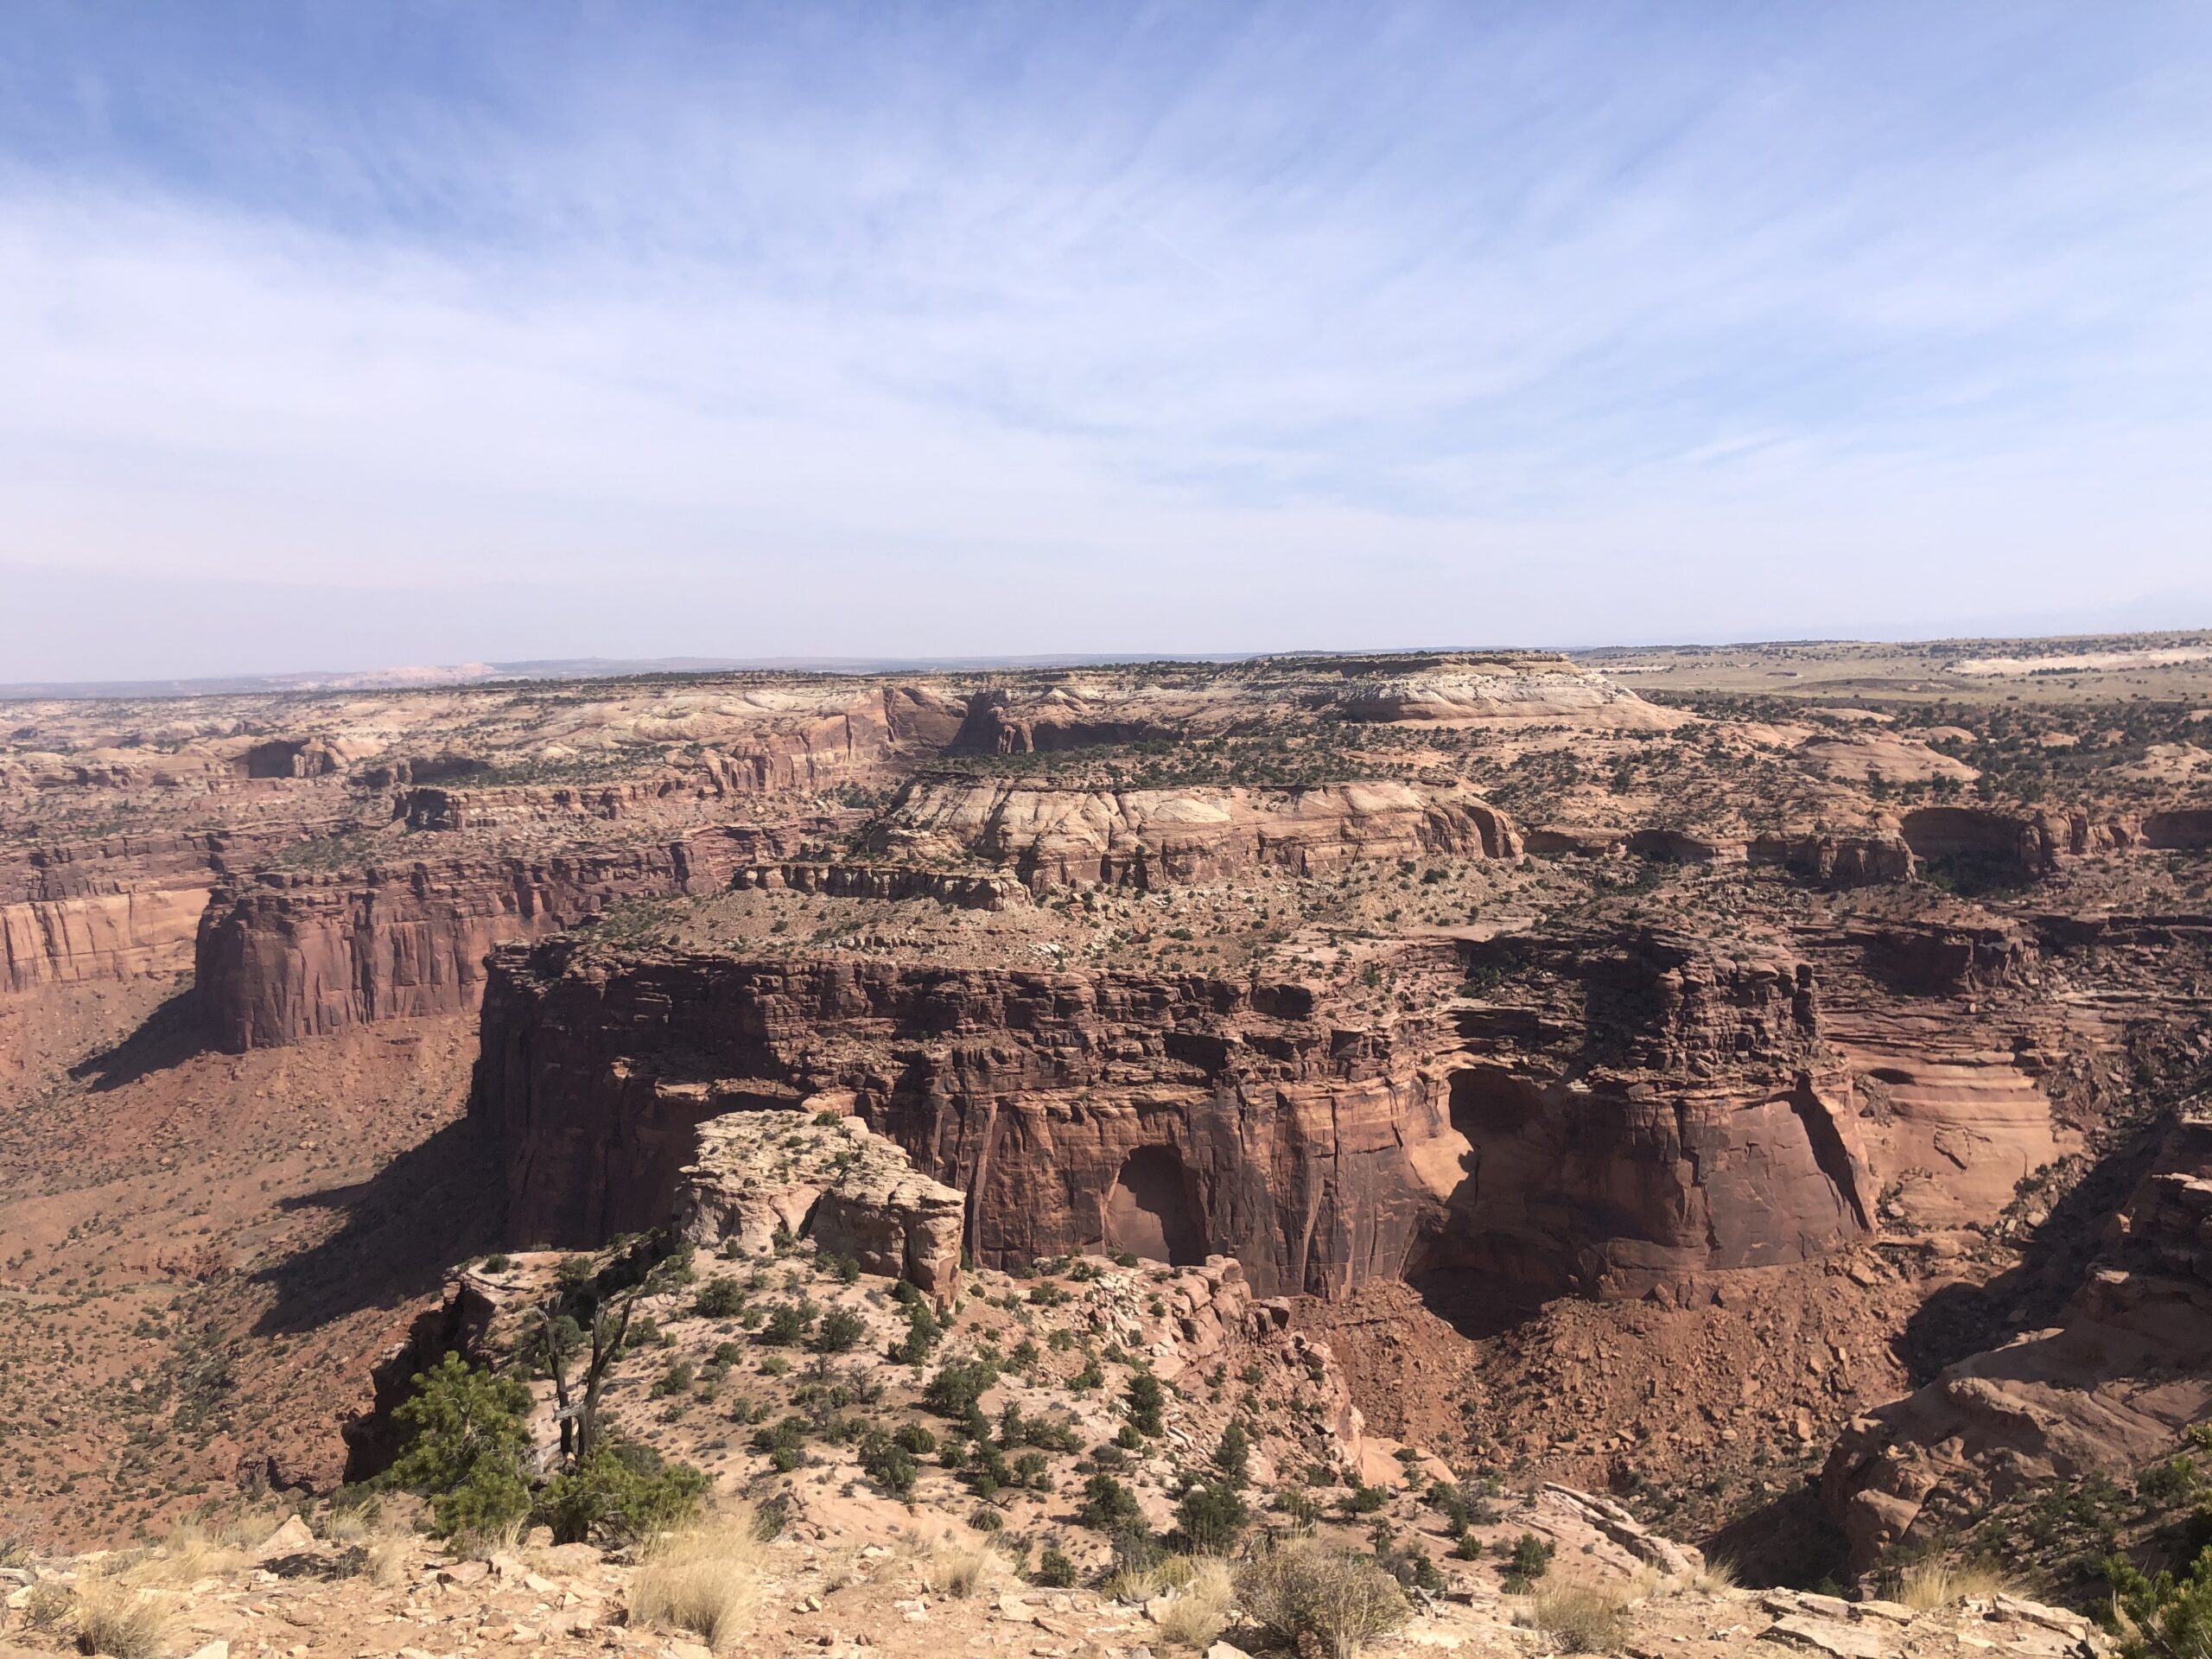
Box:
(471, 926), (1897, 1313)
(196, 835), (745, 1050)
(868, 779), (1521, 891)
(0, 825), (312, 993)
(1821, 1113), (2212, 1567)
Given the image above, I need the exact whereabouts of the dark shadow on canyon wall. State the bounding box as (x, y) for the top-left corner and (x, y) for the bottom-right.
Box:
(1103, 1144), (1208, 1266)
(1402, 1268), (1544, 1341)
(1896, 1115), (2170, 1384)
(1704, 1484), (1853, 1590)
(67, 988), (207, 1091)
(252, 1115), (505, 1337)
(1403, 1064), (1555, 1340)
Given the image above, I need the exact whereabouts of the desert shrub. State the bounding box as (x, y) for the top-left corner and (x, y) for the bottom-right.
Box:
(652, 1359), (696, 1397)
(1685, 1556), (1739, 1594)
(859, 1431), (919, 1500)
(17, 1583), (73, 1632)
(1077, 1472), (1147, 1537)
(1524, 1581), (1630, 1654)
(1345, 1484), (1387, 1515)
(1236, 1540), (1410, 1659)
(359, 1532), (409, 1586)
(896, 1300), (940, 1366)
(535, 1442), (709, 1546)
(694, 1278), (747, 1319)
(480, 1254), (512, 1273)
(1215, 1420), (1251, 1488)
(384, 1353), (534, 1539)
(1126, 1371), (1166, 1435)
(816, 1308), (867, 1353)
(966, 1441), (1014, 1497)
(556, 1255), (595, 1288)
(2139, 1456), (2205, 1508)
(760, 1300), (817, 1346)
(628, 1514), (762, 1650)
(1175, 1483), (1249, 1554)
(1503, 1532), (1554, 1587)
(1033, 1547), (1078, 1588)
(71, 1578), (171, 1659)
(999, 1402), (1081, 1452)
(2108, 1544), (2212, 1659)
(1377, 1540), (1443, 1592)
(750, 1414), (810, 1472)
(925, 1358), (1000, 1419)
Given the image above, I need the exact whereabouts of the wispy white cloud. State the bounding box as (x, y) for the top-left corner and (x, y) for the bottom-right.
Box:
(1, 2), (2209, 677)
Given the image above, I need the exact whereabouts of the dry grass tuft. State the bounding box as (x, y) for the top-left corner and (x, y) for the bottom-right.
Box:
(924, 1536), (1000, 1599)
(215, 1511), (286, 1552)
(1155, 1554), (1202, 1591)
(1106, 1564), (1164, 1603)
(18, 1584), (74, 1632)
(1523, 1580), (1631, 1653)
(125, 1521), (248, 1585)
(454, 1515), (527, 1562)
(363, 1535), (409, 1588)
(1154, 1559), (1235, 1650)
(72, 1576), (174, 1659)
(1236, 1540), (1410, 1659)
(1684, 1555), (1739, 1596)
(627, 1514), (765, 1651)
(1895, 1560), (2013, 1611)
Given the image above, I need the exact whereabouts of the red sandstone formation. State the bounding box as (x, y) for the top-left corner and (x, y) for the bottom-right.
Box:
(0, 825), (317, 992)
(468, 925), (1901, 1317)
(1821, 1114), (2212, 1567)
(868, 779), (1522, 890)
(195, 836), (746, 1050)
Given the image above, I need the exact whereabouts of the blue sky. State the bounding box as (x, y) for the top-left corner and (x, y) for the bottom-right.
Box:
(3, 3), (2209, 678)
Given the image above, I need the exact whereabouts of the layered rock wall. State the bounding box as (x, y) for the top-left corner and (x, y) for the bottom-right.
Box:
(2, 887), (211, 991)
(1821, 1115), (2212, 1566)
(471, 929), (1889, 1311)
(196, 835), (742, 1050)
(869, 779), (1521, 891)
(0, 825), (308, 993)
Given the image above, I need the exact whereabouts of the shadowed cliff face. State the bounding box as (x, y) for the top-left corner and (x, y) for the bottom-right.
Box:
(193, 832), (759, 1050)
(469, 926), (1882, 1314)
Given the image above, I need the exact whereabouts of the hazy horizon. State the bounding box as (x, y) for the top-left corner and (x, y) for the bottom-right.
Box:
(5, 3), (2210, 681)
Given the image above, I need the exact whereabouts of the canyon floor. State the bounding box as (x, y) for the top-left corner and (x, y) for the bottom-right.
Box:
(3, 636), (2210, 1657)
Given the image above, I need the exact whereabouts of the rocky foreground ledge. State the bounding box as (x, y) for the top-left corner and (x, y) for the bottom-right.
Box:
(0, 1505), (2107, 1659)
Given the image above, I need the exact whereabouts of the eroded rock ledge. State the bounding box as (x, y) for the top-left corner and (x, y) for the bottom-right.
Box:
(472, 926), (1891, 1313)
(1821, 1112), (2212, 1566)
(672, 1108), (965, 1302)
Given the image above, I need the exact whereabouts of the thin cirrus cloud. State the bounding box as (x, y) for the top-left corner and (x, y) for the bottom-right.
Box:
(1, 2), (2209, 681)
